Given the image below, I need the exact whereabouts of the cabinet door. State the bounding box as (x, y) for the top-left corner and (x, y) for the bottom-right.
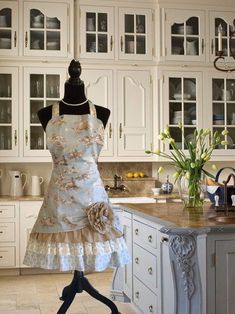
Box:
(209, 12), (235, 63)
(81, 68), (114, 157)
(117, 70), (152, 157)
(162, 71), (203, 151)
(122, 213), (132, 300)
(23, 1), (69, 57)
(79, 6), (114, 59)
(0, 1), (18, 56)
(119, 8), (153, 60)
(205, 73), (235, 157)
(164, 9), (205, 61)
(19, 201), (42, 267)
(23, 66), (66, 157)
(0, 67), (19, 157)
(215, 240), (235, 314)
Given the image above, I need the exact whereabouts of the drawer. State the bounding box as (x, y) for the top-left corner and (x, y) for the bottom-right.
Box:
(133, 243), (157, 292)
(133, 276), (157, 314)
(0, 223), (15, 242)
(0, 247), (16, 267)
(0, 205), (15, 219)
(133, 219), (157, 249)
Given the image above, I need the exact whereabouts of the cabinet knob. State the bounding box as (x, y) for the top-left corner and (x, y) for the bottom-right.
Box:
(119, 123), (123, 138)
(149, 305), (153, 312)
(0, 231), (3, 234)
(148, 235), (152, 242)
(25, 130), (28, 146)
(148, 267), (153, 275)
(135, 228), (139, 235)
(135, 291), (140, 299)
(14, 31), (17, 47)
(135, 257), (139, 264)
(110, 35), (113, 51)
(0, 256), (3, 258)
(25, 31), (28, 48)
(161, 236), (169, 243)
(120, 36), (123, 51)
(14, 130), (17, 146)
(0, 211), (2, 213)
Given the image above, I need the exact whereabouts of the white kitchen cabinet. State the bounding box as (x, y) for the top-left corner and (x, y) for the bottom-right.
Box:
(0, 67), (19, 157)
(23, 66), (66, 157)
(122, 211), (132, 301)
(79, 4), (153, 61)
(81, 68), (114, 157)
(19, 201), (42, 267)
(163, 8), (205, 62)
(0, 202), (19, 268)
(204, 72), (235, 157)
(81, 67), (153, 161)
(0, 1), (18, 56)
(209, 11), (235, 63)
(161, 70), (203, 151)
(0, 0), (73, 59)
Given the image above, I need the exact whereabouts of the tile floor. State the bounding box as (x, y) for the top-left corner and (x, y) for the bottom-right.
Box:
(0, 270), (139, 314)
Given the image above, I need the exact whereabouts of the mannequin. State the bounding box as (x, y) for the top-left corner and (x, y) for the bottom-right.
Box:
(38, 59), (110, 130)
(37, 60), (121, 314)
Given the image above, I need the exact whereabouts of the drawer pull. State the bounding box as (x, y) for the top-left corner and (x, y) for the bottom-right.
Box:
(148, 267), (153, 275)
(0, 256), (2, 258)
(161, 236), (169, 243)
(135, 257), (139, 264)
(0, 211), (2, 213)
(149, 305), (153, 312)
(135, 291), (139, 299)
(148, 235), (152, 242)
(0, 231), (3, 234)
(135, 229), (139, 235)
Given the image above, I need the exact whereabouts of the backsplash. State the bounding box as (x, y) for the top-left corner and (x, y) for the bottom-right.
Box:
(1, 161), (235, 196)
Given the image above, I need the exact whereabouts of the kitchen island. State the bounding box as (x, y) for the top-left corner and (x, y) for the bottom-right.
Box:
(111, 202), (235, 314)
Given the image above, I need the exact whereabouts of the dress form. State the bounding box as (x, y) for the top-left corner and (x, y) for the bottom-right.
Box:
(37, 59), (110, 130)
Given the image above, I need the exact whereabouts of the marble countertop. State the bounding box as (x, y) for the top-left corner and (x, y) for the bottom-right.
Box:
(121, 202), (235, 230)
(0, 195), (44, 201)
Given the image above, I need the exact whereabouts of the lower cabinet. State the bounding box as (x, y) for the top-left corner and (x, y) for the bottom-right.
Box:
(19, 201), (42, 267)
(0, 200), (42, 268)
(0, 202), (19, 268)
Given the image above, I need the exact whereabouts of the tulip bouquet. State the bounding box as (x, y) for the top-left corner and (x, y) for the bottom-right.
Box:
(146, 124), (228, 208)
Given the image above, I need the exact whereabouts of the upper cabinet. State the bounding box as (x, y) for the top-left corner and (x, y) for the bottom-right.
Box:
(0, 0), (73, 59)
(164, 9), (205, 62)
(209, 11), (235, 63)
(79, 5), (153, 61)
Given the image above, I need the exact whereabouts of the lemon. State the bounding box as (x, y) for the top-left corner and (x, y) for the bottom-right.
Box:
(139, 172), (145, 178)
(133, 172), (139, 178)
(126, 172), (134, 178)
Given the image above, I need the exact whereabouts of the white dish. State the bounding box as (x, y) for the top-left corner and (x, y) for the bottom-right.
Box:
(174, 93), (182, 100)
(213, 120), (224, 125)
(151, 188), (161, 195)
(32, 22), (43, 28)
(46, 42), (59, 50)
(183, 80), (196, 98)
(192, 119), (196, 125)
(46, 22), (59, 28)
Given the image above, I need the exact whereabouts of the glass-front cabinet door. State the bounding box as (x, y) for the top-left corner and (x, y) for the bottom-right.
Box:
(164, 9), (205, 61)
(23, 2), (68, 57)
(0, 1), (18, 56)
(206, 73), (235, 156)
(119, 8), (152, 60)
(209, 12), (235, 63)
(163, 71), (203, 151)
(23, 67), (66, 157)
(0, 67), (18, 156)
(80, 6), (114, 59)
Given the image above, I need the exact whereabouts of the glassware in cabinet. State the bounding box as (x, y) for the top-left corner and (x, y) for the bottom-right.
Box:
(212, 78), (235, 151)
(0, 68), (18, 156)
(0, 2), (18, 56)
(119, 8), (152, 60)
(164, 9), (205, 61)
(24, 68), (66, 157)
(80, 6), (114, 59)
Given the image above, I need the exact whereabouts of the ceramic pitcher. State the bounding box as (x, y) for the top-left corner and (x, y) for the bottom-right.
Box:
(9, 170), (27, 197)
(31, 175), (44, 196)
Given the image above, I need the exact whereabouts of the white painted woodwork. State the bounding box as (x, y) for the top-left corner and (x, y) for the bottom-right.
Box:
(117, 70), (152, 157)
(81, 68), (114, 157)
(0, 247), (16, 267)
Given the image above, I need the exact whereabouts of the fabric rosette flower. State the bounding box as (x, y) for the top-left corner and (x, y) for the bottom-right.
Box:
(86, 202), (114, 234)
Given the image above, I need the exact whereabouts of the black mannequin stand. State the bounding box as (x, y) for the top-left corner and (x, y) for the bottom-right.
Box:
(57, 271), (121, 314)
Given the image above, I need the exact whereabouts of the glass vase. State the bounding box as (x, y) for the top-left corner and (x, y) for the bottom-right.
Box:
(178, 173), (205, 208)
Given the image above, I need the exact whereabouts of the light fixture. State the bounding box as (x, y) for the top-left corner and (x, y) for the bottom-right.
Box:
(213, 19), (235, 72)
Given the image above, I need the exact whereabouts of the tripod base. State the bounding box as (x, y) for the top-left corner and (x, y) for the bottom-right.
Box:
(57, 270), (121, 314)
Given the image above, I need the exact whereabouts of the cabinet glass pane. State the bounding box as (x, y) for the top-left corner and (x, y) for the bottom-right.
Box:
(169, 77), (197, 149)
(0, 8), (12, 50)
(214, 18), (230, 56)
(98, 34), (107, 53)
(171, 17), (199, 56)
(136, 15), (145, 33)
(125, 14), (134, 33)
(124, 14), (146, 55)
(30, 74), (44, 98)
(0, 126), (11, 150)
(0, 74), (11, 97)
(212, 78), (235, 150)
(30, 100), (43, 123)
(86, 33), (96, 52)
(30, 126), (44, 150)
(86, 12), (96, 31)
(46, 75), (59, 98)
(30, 9), (61, 52)
(0, 100), (11, 123)
(125, 35), (134, 53)
(98, 13), (107, 32)
(136, 36), (145, 54)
